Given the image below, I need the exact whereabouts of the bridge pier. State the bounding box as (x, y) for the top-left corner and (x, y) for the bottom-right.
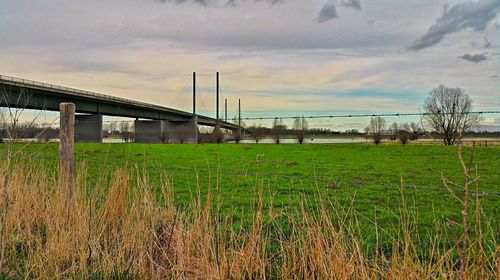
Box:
(211, 124), (224, 143)
(134, 120), (165, 143)
(75, 114), (103, 142)
(163, 117), (198, 144)
(134, 117), (198, 144)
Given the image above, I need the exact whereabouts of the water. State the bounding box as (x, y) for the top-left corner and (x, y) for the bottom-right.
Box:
(103, 138), (127, 143)
(102, 138), (369, 144)
(6, 137), (497, 144)
(228, 138), (369, 144)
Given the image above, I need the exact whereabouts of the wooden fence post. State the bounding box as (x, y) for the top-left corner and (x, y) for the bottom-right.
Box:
(59, 102), (75, 199)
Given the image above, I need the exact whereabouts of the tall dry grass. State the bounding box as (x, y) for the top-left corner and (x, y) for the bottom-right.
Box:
(0, 158), (498, 279)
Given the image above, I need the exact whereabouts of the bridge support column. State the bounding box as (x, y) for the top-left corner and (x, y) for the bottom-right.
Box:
(211, 124), (223, 143)
(75, 114), (103, 142)
(134, 120), (165, 144)
(163, 117), (198, 144)
(134, 117), (198, 144)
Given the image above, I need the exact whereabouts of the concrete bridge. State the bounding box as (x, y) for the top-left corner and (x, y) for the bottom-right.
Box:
(0, 74), (241, 143)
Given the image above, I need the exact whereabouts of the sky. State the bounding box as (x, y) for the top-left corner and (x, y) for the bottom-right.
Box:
(1, 0), (499, 130)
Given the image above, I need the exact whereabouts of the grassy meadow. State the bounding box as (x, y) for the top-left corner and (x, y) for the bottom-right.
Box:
(0, 141), (499, 278)
(9, 143), (500, 242)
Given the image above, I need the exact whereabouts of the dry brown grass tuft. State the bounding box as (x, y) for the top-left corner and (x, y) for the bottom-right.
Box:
(0, 159), (498, 279)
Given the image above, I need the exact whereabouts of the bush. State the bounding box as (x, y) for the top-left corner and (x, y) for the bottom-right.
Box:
(251, 126), (264, 143)
(233, 130), (242, 144)
(372, 135), (382, 144)
(197, 132), (211, 144)
(397, 130), (410, 145)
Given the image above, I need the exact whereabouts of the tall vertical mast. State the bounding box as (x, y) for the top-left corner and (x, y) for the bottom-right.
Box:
(216, 72), (220, 120)
(192, 72), (196, 116)
(224, 98), (228, 122)
(238, 98), (241, 128)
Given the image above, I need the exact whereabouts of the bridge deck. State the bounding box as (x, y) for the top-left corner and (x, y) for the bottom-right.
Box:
(0, 74), (239, 130)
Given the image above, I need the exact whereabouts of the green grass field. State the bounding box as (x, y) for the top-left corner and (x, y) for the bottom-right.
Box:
(5, 142), (500, 253)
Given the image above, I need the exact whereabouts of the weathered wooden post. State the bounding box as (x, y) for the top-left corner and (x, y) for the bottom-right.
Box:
(59, 102), (75, 199)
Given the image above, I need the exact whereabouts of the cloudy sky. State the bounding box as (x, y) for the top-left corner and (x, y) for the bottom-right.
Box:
(1, 0), (499, 129)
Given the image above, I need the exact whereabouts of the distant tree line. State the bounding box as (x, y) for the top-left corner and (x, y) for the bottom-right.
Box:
(247, 116), (358, 144)
(246, 116), (311, 144)
(102, 121), (134, 142)
(0, 85), (490, 146)
(0, 124), (59, 142)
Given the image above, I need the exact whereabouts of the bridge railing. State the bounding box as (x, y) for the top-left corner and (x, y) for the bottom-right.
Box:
(0, 74), (156, 108)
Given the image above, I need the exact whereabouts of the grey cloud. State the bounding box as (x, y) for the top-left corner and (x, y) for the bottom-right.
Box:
(317, 1), (338, 23)
(155, 0), (349, 24)
(155, 0), (209, 5)
(341, 0), (361, 10)
(471, 38), (492, 48)
(226, 0), (283, 6)
(251, 0), (283, 4)
(458, 53), (488, 63)
(482, 38), (492, 47)
(490, 75), (499, 78)
(408, 0), (500, 51)
(156, 0), (282, 6)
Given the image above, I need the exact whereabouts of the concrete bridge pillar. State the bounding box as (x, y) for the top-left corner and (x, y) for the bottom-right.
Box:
(75, 114), (103, 142)
(134, 120), (165, 144)
(211, 124), (224, 143)
(134, 117), (198, 144)
(163, 117), (199, 144)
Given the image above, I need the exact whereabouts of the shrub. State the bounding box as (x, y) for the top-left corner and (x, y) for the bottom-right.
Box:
(397, 130), (410, 144)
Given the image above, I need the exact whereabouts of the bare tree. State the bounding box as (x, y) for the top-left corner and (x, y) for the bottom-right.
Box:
(161, 129), (171, 144)
(396, 122), (411, 145)
(272, 118), (286, 144)
(363, 127), (370, 142)
(423, 85), (478, 146)
(409, 122), (422, 141)
(104, 122), (118, 137)
(389, 122), (398, 141)
(293, 116), (308, 144)
(366, 116), (386, 144)
(233, 129), (242, 144)
(250, 124), (265, 143)
(119, 121), (133, 143)
(177, 125), (190, 144)
(197, 132), (211, 144)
